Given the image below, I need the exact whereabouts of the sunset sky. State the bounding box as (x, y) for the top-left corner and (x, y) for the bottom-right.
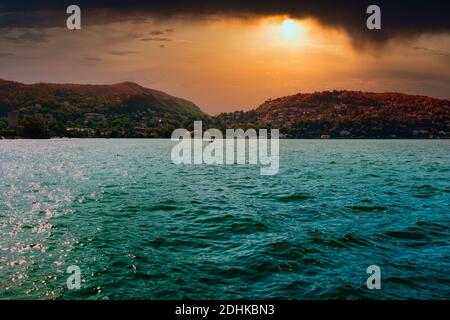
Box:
(0, 1), (449, 114)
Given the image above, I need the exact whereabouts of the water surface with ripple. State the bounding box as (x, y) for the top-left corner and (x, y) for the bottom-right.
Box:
(0, 139), (449, 299)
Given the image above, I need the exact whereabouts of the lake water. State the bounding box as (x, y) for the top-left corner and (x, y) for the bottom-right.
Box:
(0, 139), (449, 299)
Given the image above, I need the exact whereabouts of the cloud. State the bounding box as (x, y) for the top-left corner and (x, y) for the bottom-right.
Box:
(3, 31), (50, 44)
(141, 37), (172, 42)
(368, 67), (450, 85)
(150, 30), (165, 35)
(82, 55), (102, 62)
(412, 46), (450, 57)
(108, 50), (139, 56)
(0, 1), (448, 46)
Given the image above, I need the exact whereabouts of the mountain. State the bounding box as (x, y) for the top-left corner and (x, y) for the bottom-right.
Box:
(214, 91), (449, 138)
(0, 79), (206, 137)
(0, 80), (448, 138)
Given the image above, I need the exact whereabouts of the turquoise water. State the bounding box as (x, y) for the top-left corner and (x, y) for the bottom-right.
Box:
(0, 139), (449, 300)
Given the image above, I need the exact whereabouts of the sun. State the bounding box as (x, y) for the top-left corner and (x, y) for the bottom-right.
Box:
(276, 18), (308, 47)
(257, 16), (309, 49)
(281, 19), (300, 38)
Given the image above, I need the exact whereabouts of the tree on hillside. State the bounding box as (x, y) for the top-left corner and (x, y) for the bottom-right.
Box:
(22, 116), (50, 139)
(47, 120), (67, 137)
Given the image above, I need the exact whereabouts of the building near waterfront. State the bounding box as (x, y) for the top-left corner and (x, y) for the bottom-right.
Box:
(7, 111), (19, 129)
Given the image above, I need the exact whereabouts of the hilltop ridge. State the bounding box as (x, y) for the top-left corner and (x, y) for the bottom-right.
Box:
(0, 79), (205, 137)
(214, 90), (449, 138)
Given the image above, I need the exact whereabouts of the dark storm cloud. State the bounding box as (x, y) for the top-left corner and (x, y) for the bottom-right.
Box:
(0, 1), (449, 45)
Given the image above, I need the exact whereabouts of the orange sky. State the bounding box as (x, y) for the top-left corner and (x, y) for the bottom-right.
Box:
(0, 16), (449, 114)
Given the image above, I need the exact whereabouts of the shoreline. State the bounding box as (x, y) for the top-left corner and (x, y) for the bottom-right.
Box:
(1, 137), (449, 140)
